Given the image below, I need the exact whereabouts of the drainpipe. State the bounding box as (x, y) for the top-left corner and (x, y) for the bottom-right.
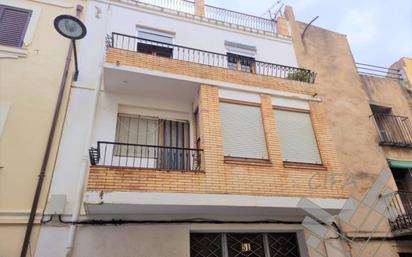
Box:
(64, 5), (110, 255)
(65, 66), (101, 257)
(20, 5), (83, 257)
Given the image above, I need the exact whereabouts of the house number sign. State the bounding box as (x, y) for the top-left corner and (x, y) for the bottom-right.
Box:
(241, 243), (252, 252)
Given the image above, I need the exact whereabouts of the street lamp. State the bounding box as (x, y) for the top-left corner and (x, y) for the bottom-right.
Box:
(54, 15), (87, 81)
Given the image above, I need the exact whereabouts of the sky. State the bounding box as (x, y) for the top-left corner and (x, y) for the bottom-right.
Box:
(206, 0), (412, 67)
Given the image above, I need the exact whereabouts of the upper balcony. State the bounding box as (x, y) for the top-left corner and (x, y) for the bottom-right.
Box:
(117, 0), (279, 34)
(371, 113), (412, 148)
(105, 32), (316, 85)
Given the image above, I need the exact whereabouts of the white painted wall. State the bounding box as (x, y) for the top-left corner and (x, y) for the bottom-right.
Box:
(36, 224), (311, 257)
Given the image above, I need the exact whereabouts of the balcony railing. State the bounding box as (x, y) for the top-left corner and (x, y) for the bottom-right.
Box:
(356, 63), (402, 80)
(118, 0), (276, 33)
(383, 191), (412, 233)
(89, 141), (203, 171)
(371, 114), (412, 147)
(107, 32), (316, 83)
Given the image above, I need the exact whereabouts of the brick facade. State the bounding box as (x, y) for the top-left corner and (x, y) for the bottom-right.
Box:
(88, 49), (347, 198)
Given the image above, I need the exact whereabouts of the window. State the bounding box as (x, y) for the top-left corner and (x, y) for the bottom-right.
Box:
(227, 53), (255, 73)
(274, 109), (322, 164)
(190, 233), (301, 257)
(114, 114), (191, 169)
(0, 5), (32, 47)
(137, 29), (174, 58)
(220, 101), (268, 160)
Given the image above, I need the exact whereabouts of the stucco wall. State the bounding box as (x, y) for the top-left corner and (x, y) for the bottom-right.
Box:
(0, 1), (84, 257)
(360, 75), (412, 162)
(285, 5), (405, 257)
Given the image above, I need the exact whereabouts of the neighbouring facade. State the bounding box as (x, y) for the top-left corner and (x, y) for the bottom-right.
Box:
(0, 1), (85, 257)
(26, 1), (411, 257)
(285, 7), (412, 256)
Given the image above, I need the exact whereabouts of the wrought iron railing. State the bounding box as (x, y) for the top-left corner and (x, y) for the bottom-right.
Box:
(117, 0), (276, 33)
(89, 141), (203, 171)
(371, 114), (412, 147)
(383, 191), (412, 233)
(356, 63), (402, 80)
(107, 32), (316, 83)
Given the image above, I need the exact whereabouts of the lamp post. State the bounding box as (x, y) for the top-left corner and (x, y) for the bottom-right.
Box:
(54, 15), (87, 81)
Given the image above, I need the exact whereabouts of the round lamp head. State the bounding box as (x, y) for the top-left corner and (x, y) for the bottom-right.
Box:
(54, 15), (87, 40)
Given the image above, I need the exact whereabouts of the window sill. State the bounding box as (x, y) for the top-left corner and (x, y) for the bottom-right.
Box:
(283, 161), (327, 170)
(0, 45), (28, 59)
(224, 156), (272, 166)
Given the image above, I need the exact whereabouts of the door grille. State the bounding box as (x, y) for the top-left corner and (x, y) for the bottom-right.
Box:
(190, 233), (300, 257)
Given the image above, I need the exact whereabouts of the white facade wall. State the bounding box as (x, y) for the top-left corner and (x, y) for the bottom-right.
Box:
(36, 1), (310, 257)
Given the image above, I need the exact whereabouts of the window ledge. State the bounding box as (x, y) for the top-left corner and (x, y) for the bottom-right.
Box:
(283, 161), (327, 170)
(224, 156), (272, 166)
(0, 45), (28, 59)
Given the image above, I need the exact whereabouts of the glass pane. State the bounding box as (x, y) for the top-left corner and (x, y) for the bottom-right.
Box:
(190, 233), (222, 257)
(267, 233), (300, 257)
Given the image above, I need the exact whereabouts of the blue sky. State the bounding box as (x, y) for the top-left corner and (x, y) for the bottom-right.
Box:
(206, 0), (412, 67)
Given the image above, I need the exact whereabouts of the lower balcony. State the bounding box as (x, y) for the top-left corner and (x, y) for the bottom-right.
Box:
(384, 191), (412, 235)
(371, 114), (412, 147)
(89, 141), (203, 172)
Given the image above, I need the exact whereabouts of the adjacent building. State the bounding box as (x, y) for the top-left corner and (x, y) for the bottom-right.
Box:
(0, 1), (85, 257)
(285, 8), (412, 255)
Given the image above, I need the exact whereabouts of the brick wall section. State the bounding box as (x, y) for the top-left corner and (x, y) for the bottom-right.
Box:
(88, 83), (347, 198)
(105, 48), (317, 96)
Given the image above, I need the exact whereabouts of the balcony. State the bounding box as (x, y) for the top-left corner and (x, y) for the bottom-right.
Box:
(371, 114), (412, 147)
(89, 141), (203, 172)
(106, 32), (316, 84)
(117, 0), (278, 33)
(384, 191), (412, 234)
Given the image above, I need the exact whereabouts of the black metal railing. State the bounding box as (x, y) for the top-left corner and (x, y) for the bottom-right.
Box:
(371, 114), (412, 147)
(356, 63), (402, 80)
(89, 141), (203, 171)
(383, 191), (412, 233)
(107, 32), (316, 83)
(118, 0), (276, 33)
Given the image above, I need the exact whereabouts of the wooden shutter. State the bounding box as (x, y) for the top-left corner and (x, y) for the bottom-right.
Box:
(274, 109), (322, 164)
(0, 5), (32, 47)
(220, 102), (268, 159)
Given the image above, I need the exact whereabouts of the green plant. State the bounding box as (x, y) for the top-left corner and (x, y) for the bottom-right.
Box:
(287, 70), (313, 83)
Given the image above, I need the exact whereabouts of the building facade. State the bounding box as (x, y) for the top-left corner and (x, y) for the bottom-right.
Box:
(0, 1), (85, 257)
(28, 1), (411, 257)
